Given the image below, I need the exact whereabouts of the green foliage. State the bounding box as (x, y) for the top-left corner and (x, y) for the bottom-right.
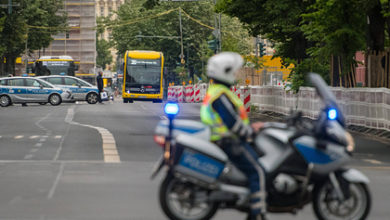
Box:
(96, 38), (113, 70)
(288, 58), (329, 92)
(300, 0), (366, 76)
(220, 15), (252, 54)
(217, 0), (377, 88)
(109, 0), (252, 83)
(0, 15), (5, 56)
(0, 0), (66, 75)
(217, 0), (313, 61)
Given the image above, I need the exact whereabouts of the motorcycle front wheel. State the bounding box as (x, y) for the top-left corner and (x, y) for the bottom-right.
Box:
(159, 174), (219, 220)
(313, 180), (371, 220)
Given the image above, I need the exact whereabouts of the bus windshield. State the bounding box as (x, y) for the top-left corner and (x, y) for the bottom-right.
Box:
(126, 58), (161, 86)
(44, 61), (71, 75)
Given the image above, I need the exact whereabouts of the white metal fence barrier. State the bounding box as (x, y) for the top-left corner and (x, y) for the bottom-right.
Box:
(250, 86), (390, 131)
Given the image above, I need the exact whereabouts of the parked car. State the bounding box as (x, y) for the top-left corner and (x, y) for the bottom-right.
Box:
(38, 75), (102, 104)
(0, 77), (73, 107)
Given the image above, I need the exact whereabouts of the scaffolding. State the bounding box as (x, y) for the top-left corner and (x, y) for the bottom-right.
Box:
(39, 0), (96, 82)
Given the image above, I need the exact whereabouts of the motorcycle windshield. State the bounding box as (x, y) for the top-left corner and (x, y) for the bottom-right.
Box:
(308, 73), (345, 126)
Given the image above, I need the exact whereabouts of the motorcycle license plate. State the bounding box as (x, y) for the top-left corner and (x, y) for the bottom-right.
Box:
(177, 150), (224, 180)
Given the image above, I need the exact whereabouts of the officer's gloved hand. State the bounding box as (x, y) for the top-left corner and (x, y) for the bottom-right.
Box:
(251, 122), (265, 133)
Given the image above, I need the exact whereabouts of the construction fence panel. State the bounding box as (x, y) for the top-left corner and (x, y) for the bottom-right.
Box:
(250, 86), (390, 131)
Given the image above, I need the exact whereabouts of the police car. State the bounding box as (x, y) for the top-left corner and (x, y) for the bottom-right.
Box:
(38, 75), (101, 104)
(0, 77), (73, 107)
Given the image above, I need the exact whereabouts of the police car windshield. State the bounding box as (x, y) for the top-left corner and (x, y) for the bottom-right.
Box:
(39, 80), (54, 88)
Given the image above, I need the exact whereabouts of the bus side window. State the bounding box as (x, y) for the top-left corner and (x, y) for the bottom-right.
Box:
(34, 62), (41, 75)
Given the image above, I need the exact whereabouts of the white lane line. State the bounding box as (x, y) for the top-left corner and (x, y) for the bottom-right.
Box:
(39, 138), (46, 142)
(47, 162), (64, 199)
(35, 143), (42, 147)
(61, 107), (120, 163)
(363, 159), (383, 165)
(30, 135), (40, 139)
(140, 104), (148, 111)
(160, 115), (168, 120)
(35, 113), (52, 132)
(14, 135), (24, 139)
(54, 135), (62, 139)
(30, 148), (39, 153)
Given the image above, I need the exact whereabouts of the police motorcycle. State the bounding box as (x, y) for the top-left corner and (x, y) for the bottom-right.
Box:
(151, 73), (371, 220)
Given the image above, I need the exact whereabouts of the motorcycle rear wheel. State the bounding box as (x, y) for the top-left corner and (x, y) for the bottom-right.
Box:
(159, 174), (219, 220)
(313, 180), (371, 220)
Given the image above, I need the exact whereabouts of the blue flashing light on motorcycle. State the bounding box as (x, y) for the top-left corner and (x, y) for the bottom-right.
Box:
(328, 108), (337, 120)
(164, 103), (179, 117)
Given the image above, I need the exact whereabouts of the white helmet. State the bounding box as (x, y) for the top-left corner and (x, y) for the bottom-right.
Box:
(207, 52), (243, 85)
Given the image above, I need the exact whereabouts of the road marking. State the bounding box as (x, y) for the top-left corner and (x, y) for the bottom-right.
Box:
(14, 135), (24, 139)
(356, 166), (390, 170)
(35, 143), (42, 147)
(62, 107), (120, 163)
(47, 162), (64, 199)
(29, 135), (39, 139)
(160, 116), (168, 120)
(140, 104), (148, 111)
(30, 148), (38, 153)
(363, 159), (383, 164)
(39, 138), (46, 142)
(54, 135), (62, 139)
(35, 113), (52, 132)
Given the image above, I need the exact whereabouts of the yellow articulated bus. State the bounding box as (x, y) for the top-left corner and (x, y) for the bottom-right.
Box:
(122, 50), (164, 103)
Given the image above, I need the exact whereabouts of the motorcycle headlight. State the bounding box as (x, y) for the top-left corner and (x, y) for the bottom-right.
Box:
(345, 132), (355, 153)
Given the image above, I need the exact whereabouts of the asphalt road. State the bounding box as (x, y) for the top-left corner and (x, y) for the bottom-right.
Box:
(0, 100), (389, 220)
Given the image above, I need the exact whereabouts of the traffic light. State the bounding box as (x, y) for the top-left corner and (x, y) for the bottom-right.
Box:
(207, 39), (218, 51)
(259, 42), (266, 57)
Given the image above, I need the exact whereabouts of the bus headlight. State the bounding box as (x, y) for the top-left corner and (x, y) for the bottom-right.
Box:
(345, 132), (355, 153)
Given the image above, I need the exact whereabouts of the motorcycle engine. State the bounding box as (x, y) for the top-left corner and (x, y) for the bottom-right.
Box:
(273, 173), (298, 194)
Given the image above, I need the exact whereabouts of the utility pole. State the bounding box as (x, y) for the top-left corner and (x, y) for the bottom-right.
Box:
(213, 0), (221, 53)
(179, 8), (185, 65)
(25, 29), (28, 74)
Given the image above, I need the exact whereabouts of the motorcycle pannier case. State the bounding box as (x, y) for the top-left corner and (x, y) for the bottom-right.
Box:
(172, 134), (228, 184)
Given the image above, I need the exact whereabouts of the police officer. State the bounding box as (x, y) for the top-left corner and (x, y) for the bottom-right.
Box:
(96, 71), (104, 104)
(200, 52), (267, 220)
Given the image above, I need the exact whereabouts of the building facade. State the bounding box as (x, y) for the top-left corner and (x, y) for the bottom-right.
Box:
(26, 0), (97, 81)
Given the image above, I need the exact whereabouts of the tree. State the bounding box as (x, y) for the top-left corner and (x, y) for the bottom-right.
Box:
(96, 38), (113, 70)
(108, 0), (252, 84)
(216, 0), (319, 88)
(301, 0), (366, 87)
(0, 0), (66, 76)
(96, 17), (113, 70)
(0, 15), (5, 57)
